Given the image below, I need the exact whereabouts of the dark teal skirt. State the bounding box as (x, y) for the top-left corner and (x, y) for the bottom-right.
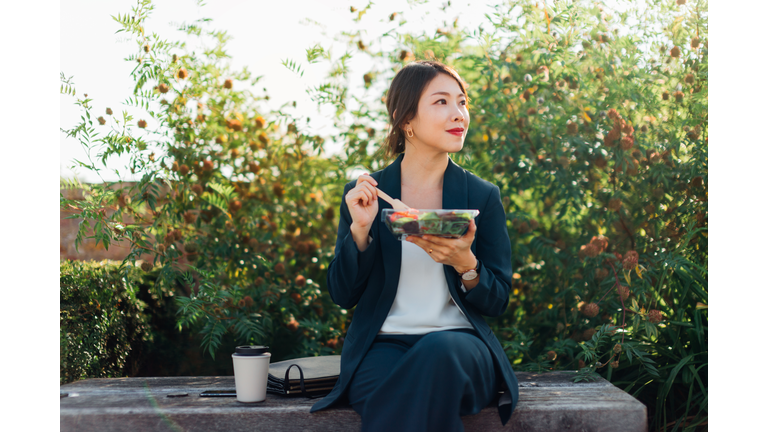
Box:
(346, 328), (498, 432)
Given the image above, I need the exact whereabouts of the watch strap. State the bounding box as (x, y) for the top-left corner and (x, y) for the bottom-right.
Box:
(457, 260), (479, 277)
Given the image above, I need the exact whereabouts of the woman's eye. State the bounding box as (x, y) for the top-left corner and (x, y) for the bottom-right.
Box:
(435, 99), (467, 105)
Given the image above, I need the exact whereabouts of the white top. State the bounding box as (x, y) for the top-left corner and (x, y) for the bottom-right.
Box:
(378, 239), (474, 334)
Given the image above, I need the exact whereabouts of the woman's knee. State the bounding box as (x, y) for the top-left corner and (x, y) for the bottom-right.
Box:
(414, 331), (487, 364)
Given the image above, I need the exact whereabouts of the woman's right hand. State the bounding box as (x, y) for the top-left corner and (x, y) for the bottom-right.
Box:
(345, 173), (379, 230)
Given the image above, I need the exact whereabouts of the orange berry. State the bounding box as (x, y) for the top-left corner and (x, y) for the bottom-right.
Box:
(579, 243), (599, 259)
(286, 318), (299, 331)
(580, 303), (599, 318)
(691, 176), (704, 188)
(589, 235), (609, 252)
(226, 118), (243, 131)
(272, 183), (284, 198)
(295, 275), (306, 287)
(176, 68), (188, 79)
(620, 136), (634, 150)
(223, 79), (233, 89)
(670, 46), (681, 58)
(617, 285), (630, 301)
(623, 250), (639, 269)
(604, 128), (620, 147)
(97, 116), (106, 125)
(595, 268), (609, 280)
(158, 83), (169, 93)
(228, 200), (242, 213)
(649, 309), (663, 324)
(138, 119), (147, 128)
(594, 155), (607, 168)
(691, 37), (700, 49)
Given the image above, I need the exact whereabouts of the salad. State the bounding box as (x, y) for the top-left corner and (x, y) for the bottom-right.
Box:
(382, 209), (479, 240)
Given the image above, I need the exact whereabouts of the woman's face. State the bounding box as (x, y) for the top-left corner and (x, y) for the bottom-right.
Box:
(405, 72), (470, 154)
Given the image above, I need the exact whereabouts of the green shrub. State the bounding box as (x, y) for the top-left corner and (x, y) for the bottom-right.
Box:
(60, 260), (153, 384)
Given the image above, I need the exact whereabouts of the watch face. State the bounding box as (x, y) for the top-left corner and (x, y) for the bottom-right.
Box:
(461, 270), (478, 280)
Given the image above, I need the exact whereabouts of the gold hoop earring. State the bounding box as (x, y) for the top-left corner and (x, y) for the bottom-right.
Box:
(406, 129), (414, 138)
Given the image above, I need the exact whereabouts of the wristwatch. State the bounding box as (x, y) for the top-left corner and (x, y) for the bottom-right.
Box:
(457, 260), (479, 281)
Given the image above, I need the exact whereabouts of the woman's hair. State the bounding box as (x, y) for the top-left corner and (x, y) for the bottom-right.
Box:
(384, 60), (469, 158)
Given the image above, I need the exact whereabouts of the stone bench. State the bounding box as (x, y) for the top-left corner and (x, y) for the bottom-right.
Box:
(60, 372), (647, 431)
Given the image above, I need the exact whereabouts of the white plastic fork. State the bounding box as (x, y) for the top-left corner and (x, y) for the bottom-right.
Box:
(375, 188), (411, 210)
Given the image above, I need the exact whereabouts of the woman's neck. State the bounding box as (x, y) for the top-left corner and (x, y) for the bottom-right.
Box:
(400, 150), (449, 191)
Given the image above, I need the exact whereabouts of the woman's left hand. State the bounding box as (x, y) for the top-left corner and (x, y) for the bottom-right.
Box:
(406, 219), (477, 271)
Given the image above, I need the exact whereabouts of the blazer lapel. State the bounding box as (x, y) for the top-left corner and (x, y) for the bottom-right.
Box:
(374, 153), (404, 323)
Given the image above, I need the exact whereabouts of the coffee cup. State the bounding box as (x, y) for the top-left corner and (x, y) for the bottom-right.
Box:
(232, 345), (271, 403)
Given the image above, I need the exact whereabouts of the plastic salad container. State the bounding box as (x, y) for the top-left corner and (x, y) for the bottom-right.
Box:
(381, 209), (480, 240)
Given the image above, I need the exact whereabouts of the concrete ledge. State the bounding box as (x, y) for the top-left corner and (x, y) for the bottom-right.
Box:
(60, 372), (647, 431)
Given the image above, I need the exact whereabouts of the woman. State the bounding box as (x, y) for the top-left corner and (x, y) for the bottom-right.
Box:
(310, 61), (519, 431)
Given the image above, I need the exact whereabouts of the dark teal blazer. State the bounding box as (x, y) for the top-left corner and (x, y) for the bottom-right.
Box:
(310, 153), (519, 425)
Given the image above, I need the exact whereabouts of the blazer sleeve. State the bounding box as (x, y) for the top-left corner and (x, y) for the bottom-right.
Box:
(325, 181), (378, 309)
(462, 184), (512, 317)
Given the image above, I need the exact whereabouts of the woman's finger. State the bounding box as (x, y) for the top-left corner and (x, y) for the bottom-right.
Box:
(462, 219), (477, 238)
(407, 236), (437, 252)
(356, 173), (378, 187)
(360, 182), (379, 201)
(347, 189), (370, 206)
(358, 189), (372, 206)
(419, 234), (446, 247)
